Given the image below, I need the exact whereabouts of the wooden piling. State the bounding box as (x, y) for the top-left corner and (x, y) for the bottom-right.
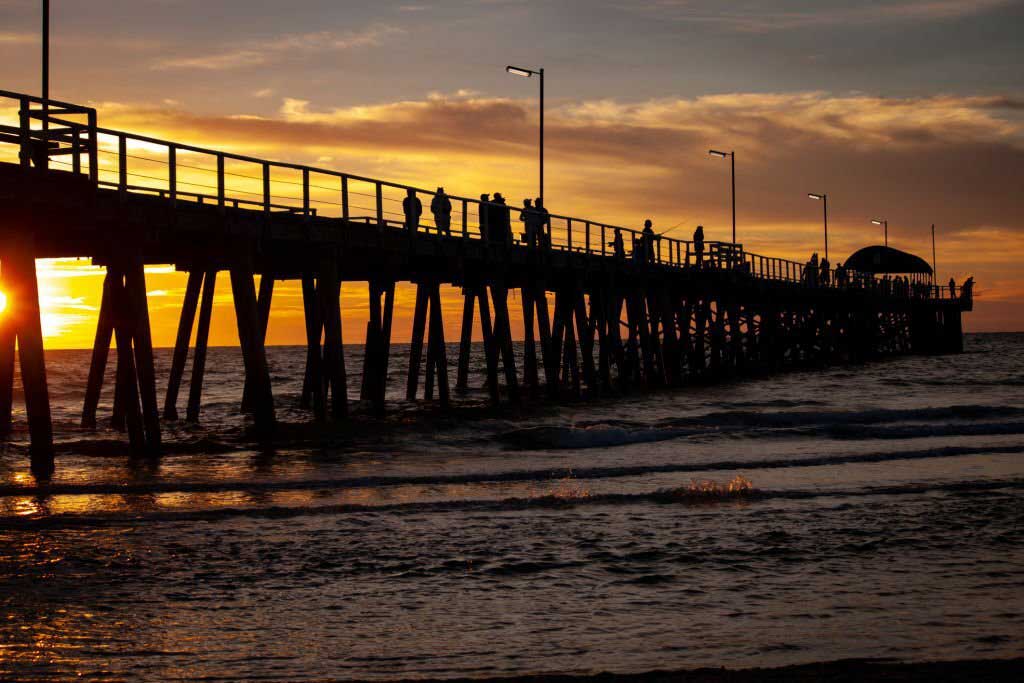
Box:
(162, 270), (201, 421)
(242, 274), (274, 412)
(521, 286), (539, 389)
(300, 273), (325, 420)
(110, 270), (145, 456)
(407, 283), (429, 401)
(490, 284), (520, 404)
(124, 258), (161, 452)
(0, 246), (54, 477)
(456, 287), (475, 390)
(477, 286), (500, 404)
(187, 270), (216, 423)
(317, 258), (345, 419)
(427, 285), (450, 406)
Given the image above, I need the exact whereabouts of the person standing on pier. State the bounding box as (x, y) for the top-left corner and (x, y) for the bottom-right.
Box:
(479, 194), (491, 241)
(535, 198), (551, 248)
(949, 277), (957, 298)
(403, 189), (423, 233)
(642, 220), (657, 263)
(431, 187), (452, 235)
(520, 199), (537, 247)
(819, 256), (831, 286)
(493, 193), (512, 244)
(610, 228), (625, 259)
(693, 225), (705, 268)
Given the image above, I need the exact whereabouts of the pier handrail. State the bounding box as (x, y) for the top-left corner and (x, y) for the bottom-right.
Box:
(0, 90), (964, 302)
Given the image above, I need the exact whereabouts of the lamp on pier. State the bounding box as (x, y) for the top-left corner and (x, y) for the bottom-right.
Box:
(871, 218), (888, 247)
(808, 193), (829, 262)
(708, 149), (736, 245)
(506, 65), (545, 205)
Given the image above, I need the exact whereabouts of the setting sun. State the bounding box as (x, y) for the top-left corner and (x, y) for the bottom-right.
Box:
(0, 290), (7, 314)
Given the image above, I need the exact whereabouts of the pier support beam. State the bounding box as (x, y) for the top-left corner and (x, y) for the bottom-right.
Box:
(186, 270), (216, 423)
(300, 273), (325, 420)
(1, 246), (53, 476)
(82, 269), (116, 428)
(361, 279), (395, 414)
(318, 258), (347, 419)
(242, 275), (274, 413)
(230, 264), (276, 430)
(162, 270), (202, 421)
(407, 281), (450, 406)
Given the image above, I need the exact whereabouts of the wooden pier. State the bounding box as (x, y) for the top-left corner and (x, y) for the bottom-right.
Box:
(0, 91), (973, 479)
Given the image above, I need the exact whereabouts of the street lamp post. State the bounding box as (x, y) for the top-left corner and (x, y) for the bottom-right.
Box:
(42, 0), (49, 102)
(871, 218), (888, 247)
(506, 65), (544, 205)
(709, 149), (736, 244)
(808, 193), (828, 262)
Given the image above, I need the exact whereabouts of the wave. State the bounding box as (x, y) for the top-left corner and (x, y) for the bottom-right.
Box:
(3, 478), (1021, 530)
(502, 404), (1024, 450)
(1, 443), (1020, 499)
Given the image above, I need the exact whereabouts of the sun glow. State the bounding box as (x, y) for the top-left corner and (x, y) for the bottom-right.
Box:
(0, 290), (7, 314)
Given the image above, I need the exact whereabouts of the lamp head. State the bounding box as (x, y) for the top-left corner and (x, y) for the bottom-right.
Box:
(708, 149), (728, 158)
(871, 219), (884, 226)
(808, 193), (824, 201)
(506, 66), (534, 78)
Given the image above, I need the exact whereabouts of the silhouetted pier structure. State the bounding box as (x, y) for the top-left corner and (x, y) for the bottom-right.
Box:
(0, 91), (973, 478)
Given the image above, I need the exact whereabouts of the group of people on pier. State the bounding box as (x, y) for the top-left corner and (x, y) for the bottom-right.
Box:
(402, 187), (968, 304)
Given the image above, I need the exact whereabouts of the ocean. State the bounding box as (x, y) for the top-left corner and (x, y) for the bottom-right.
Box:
(1, 333), (1022, 681)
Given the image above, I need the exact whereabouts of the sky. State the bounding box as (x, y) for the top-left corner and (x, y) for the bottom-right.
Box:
(1, 0), (1022, 348)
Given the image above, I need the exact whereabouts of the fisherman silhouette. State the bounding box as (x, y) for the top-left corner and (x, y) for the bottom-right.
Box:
(402, 189), (422, 233)
(431, 187), (452, 235)
(962, 276), (974, 300)
(609, 227), (625, 259)
(642, 219), (656, 263)
(693, 225), (705, 268)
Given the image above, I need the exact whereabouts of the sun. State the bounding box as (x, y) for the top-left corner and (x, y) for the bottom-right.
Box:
(0, 290), (7, 314)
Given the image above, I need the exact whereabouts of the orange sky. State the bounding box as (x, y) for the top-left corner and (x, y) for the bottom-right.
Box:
(1, 2), (1022, 348)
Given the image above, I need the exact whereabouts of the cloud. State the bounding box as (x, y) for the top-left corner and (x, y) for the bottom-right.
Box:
(91, 89), (1023, 251)
(625, 0), (1015, 32)
(0, 32), (35, 45)
(153, 24), (404, 71)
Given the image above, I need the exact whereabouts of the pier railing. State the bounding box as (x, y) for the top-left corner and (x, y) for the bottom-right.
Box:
(0, 90), (966, 305)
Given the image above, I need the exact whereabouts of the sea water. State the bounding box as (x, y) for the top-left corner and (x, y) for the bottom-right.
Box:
(1, 334), (1022, 680)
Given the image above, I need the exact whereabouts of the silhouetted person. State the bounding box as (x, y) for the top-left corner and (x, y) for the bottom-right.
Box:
(609, 228), (625, 259)
(493, 193), (511, 244)
(431, 187), (452, 235)
(642, 219), (657, 263)
(819, 257), (830, 286)
(403, 189), (422, 233)
(962, 277), (974, 301)
(835, 262), (847, 288)
(693, 225), (705, 268)
(520, 199), (540, 247)
(30, 139), (49, 169)
(479, 194), (490, 241)
(948, 277), (956, 298)
(535, 198), (550, 248)
(805, 253), (819, 287)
